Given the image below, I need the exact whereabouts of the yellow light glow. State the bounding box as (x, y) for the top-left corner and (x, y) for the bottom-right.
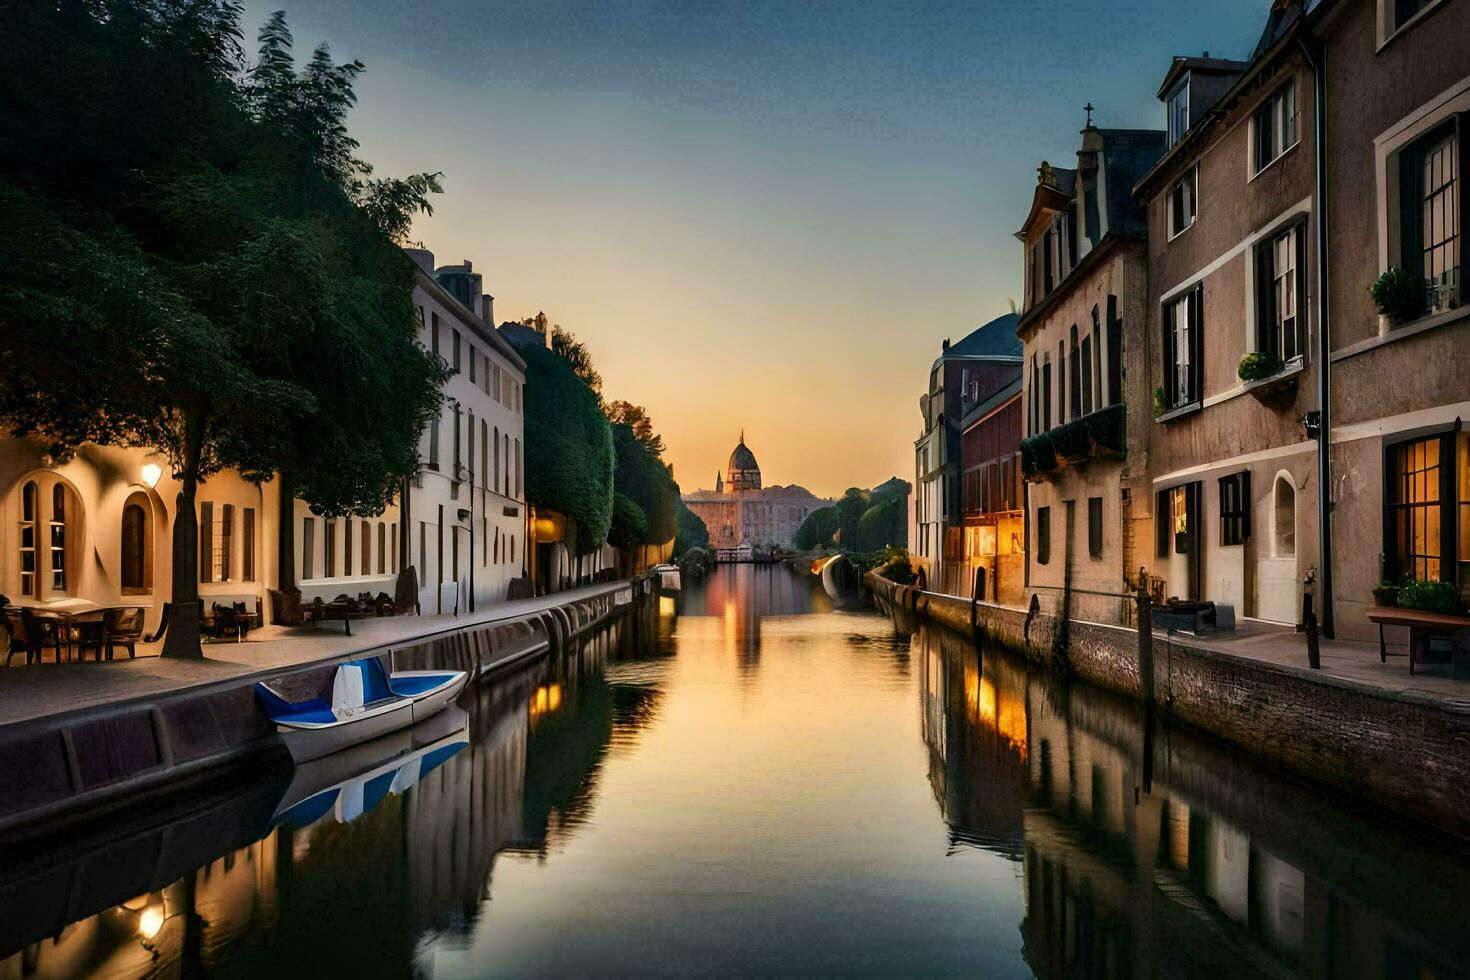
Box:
(659, 595), (676, 617)
(140, 463), (163, 488)
(138, 904), (164, 939)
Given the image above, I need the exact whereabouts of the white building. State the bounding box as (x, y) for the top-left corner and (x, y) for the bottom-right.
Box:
(401, 250), (528, 614)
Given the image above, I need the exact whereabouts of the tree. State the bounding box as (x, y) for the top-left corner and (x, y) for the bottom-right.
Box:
(605, 401), (666, 458)
(611, 422), (678, 551)
(0, 5), (443, 657)
(673, 500), (710, 558)
(522, 344), (613, 554)
(608, 492), (649, 550)
(521, 314), (602, 401)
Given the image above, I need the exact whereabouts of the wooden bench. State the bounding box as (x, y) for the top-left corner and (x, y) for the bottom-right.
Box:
(1366, 606), (1470, 675)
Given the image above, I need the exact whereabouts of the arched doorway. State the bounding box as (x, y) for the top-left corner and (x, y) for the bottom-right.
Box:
(1255, 472), (1299, 624)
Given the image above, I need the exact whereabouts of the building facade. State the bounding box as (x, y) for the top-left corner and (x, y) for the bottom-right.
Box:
(912, 313), (1022, 596)
(401, 250), (528, 614)
(1310, 0), (1470, 640)
(682, 435), (828, 554)
(1017, 127), (1164, 624)
(959, 371), (1026, 606)
(1135, 6), (1321, 627)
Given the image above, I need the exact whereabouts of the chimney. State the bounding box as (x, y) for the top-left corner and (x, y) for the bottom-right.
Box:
(481, 294), (494, 325)
(404, 247), (435, 274)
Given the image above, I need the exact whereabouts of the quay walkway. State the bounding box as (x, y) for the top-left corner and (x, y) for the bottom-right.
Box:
(0, 579), (640, 729)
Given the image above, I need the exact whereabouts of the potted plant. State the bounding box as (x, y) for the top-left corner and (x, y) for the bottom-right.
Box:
(1237, 351), (1284, 382)
(1372, 580), (1398, 608)
(1370, 267), (1423, 330)
(1396, 578), (1464, 615)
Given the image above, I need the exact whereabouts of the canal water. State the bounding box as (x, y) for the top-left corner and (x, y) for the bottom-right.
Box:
(4, 564), (1469, 977)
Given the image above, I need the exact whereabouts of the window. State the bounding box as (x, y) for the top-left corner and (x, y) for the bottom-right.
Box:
(1068, 325), (1081, 421)
(1255, 223), (1305, 363)
(1156, 484), (1200, 556)
(1162, 287), (1202, 410)
(493, 364), (501, 403)
(1394, 118), (1462, 319)
(49, 485), (68, 592)
(1029, 356), (1039, 433)
(481, 421), (489, 490)
(504, 434), (511, 496)
(1167, 78), (1189, 146)
(1087, 497), (1103, 558)
(1219, 471), (1251, 547)
(470, 348), (477, 384)
(1390, 0), (1438, 35)
(243, 507), (256, 582)
(1080, 333), (1095, 416)
(468, 410), (476, 485)
(344, 517), (353, 576)
(428, 415), (440, 470)
(121, 498), (149, 592)
(431, 312), (440, 361)
(18, 480), (37, 596)
(1041, 355), (1053, 430)
(325, 518), (337, 577)
(378, 522), (387, 575)
(452, 329), (462, 373)
(419, 521), (427, 577)
(1036, 506), (1051, 565)
(493, 425), (501, 493)
(1386, 435), (1445, 580)
(515, 438), (523, 497)
(302, 517), (315, 580)
(1168, 167), (1197, 237)
(361, 520), (372, 576)
(452, 403), (462, 487)
(199, 501), (213, 583)
(1252, 81), (1296, 175)
(1106, 296), (1122, 407)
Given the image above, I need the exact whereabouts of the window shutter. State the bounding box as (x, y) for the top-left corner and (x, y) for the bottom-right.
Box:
(1184, 482), (1201, 554)
(1106, 296), (1122, 407)
(1156, 489), (1169, 558)
(1190, 287), (1204, 402)
(1162, 306), (1176, 409)
(1241, 469), (1253, 540)
(1256, 243), (1276, 359)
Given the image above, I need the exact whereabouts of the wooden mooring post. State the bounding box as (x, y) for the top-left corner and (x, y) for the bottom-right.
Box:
(1135, 588), (1155, 705)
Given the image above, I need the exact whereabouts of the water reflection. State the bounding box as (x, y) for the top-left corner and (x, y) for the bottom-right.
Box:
(674, 562), (831, 670)
(916, 623), (1470, 978)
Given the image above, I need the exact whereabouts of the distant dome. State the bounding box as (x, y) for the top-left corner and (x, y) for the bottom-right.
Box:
(725, 432), (762, 492)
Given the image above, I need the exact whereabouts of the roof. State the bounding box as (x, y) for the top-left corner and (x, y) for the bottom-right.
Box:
(960, 378), (1023, 431)
(412, 265), (526, 372)
(728, 438), (759, 472)
(939, 312), (1023, 363)
(1097, 129), (1168, 237)
(1156, 55), (1249, 98)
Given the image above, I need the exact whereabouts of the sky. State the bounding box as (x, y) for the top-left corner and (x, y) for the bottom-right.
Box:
(244, 0), (1265, 500)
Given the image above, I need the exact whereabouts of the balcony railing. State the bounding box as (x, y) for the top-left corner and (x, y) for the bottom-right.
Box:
(1020, 403), (1126, 481)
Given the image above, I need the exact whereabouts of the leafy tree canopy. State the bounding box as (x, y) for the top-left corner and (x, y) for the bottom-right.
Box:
(605, 400), (666, 458)
(607, 491), (649, 550)
(522, 344), (613, 554)
(673, 499), (710, 558)
(0, 3), (444, 655)
(611, 422), (678, 546)
(519, 312), (602, 401)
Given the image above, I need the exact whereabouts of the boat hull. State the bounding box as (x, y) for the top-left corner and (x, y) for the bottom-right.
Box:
(278, 699), (416, 764)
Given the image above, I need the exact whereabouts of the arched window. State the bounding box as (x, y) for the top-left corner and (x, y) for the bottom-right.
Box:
(121, 493), (152, 593)
(1274, 476), (1296, 558)
(493, 426), (500, 494)
(49, 484), (69, 592)
(18, 480), (37, 596)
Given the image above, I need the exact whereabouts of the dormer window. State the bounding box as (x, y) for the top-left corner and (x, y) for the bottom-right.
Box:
(1167, 78), (1190, 146)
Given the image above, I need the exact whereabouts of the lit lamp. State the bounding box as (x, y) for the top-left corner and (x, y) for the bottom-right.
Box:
(141, 463), (163, 488)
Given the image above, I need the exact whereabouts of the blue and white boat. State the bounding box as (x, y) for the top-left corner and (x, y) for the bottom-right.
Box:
(255, 657), (468, 763)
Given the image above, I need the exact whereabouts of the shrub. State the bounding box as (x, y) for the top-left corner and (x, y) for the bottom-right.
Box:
(1370, 267), (1423, 324)
(877, 546), (916, 585)
(1395, 578), (1463, 615)
(1237, 351), (1285, 382)
(1020, 432), (1057, 477)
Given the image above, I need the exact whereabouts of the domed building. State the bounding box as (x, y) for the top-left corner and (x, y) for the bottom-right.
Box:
(683, 432), (829, 557)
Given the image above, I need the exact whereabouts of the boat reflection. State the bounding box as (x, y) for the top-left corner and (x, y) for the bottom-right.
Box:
(917, 623), (1470, 978)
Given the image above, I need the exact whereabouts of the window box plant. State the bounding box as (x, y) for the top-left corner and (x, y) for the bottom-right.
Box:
(1395, 578), (1464, 616)
(1372, 581), (1398, 608)
(1238, 351), (1298, 408)
(1153, 387), (1166, 419)
(1020, 432), (1058, 481)
(1370, 266), (1423, 327)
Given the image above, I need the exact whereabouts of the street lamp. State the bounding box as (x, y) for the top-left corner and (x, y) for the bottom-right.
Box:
(141, 462), (163, 488)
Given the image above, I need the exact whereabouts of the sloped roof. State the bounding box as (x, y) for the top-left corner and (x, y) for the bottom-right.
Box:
(944, 312), (1023, 360)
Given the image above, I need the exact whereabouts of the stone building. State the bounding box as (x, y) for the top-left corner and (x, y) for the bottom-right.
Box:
(1306, 0), (1470, 640)
(1134, 4), (1321, 628)
(1017, 125), (1165, 624)
(682, 435), (828, 554)
(912, 313), (1022, 596)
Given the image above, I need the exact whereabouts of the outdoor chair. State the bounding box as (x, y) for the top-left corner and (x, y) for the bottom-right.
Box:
(71, 614), (106, 661)
(4, 609), (37, 666)
(20, 609), (64, 663)
(103, 607), (146, 659)
(269, 588), (314, 627)
(211, 602), (249, 643)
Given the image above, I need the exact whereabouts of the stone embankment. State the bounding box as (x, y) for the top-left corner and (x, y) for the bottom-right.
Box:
(868, 571), (1470, 841)
(0, 576), (655, 841)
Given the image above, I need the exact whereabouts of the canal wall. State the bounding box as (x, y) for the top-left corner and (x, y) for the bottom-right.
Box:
(0, 576), (656, 842)
(868, 571), (1470, 841)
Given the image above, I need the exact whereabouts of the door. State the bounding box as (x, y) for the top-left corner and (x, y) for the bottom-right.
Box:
(1255, 473), (1299, 624)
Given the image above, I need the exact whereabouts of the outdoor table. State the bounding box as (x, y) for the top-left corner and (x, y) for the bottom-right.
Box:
(21, 603), (103, 662)
(1366, 606), (1470, 675)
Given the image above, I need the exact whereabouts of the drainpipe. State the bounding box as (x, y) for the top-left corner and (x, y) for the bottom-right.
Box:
(1299, 30), (1334, 638)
